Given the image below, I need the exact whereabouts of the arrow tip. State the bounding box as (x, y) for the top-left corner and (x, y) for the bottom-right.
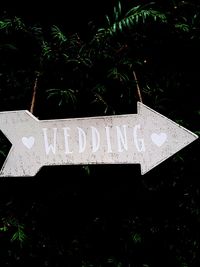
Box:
(137, 102), (198, 175)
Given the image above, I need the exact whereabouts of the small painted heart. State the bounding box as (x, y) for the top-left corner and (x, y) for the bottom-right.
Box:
(22, 136), (35, 149)
(151, 133), (167, 147)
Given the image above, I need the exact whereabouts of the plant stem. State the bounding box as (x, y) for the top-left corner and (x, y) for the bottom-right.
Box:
(30, 73), (39, 114)
(133, 70), (143, 103)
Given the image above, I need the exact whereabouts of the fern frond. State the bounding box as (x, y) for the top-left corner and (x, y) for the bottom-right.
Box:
(46, 88), (77, 106)
(1, 217), (27, 246)
(103, 2), (167, 35)
(41, 41), (52, 60)
(113, 1), (122, 22)
(92, 93), (109, 114)
(11, 224), (27, 246)
(51, 25), (67, 44)
(0, 17), (26, 32)
(175, 23), (190, 32)
(111, 9), (167, 34)
(107, 67), (129, 82)
(0, 19), (12, 31)
(13, 17), (26, 31)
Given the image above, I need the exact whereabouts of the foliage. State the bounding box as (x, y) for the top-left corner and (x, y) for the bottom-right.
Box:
(99, 1), (167, 35)
(0, 217), (27, 247)
(0, 1), (199, 116)
(0, 0), (199, 266)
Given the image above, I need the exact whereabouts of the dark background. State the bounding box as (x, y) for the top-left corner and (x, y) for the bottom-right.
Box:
(0, 1), (199, 266)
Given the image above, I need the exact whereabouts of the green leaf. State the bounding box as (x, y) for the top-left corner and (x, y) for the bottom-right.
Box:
(41, 41), (52, 60)
(106, 15), (111, 26)
(46, 88), (77, 107)
(0, 225), (8, 232)
(131, 232), (142, 244)
(175, 23), (190, 32)
(51, 25), (67, 44)
(13, 17), (26, 31)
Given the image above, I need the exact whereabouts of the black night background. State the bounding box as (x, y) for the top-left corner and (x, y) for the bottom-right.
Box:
(0, 1), (199, 266)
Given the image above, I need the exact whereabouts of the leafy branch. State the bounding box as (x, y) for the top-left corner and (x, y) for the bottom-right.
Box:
(46, 88), (77, 107)
(98, 1), (167, 35)
(0, 217), (27, 247)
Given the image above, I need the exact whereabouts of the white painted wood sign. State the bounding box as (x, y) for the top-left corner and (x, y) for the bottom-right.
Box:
(0, 102), (198, 176)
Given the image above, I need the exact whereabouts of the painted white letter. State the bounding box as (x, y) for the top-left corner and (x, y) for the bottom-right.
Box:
(91, 126), (100, 153)
(105, 126), (112, 153)
(116, 125), (128, 152)
(133, 124), (145, 152)
(77, 127), (86, 153)
(63, 127), (73, 154)
(42, 128), (57, 155)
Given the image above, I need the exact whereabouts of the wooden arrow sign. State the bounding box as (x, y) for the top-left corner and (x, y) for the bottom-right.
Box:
(0, 102), (198, 177)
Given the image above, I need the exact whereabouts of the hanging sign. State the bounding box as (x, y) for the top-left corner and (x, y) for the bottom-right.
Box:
(0, 102), (198, 176)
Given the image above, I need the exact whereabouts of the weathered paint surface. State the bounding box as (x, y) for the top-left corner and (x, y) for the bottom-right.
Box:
(0, 102), (198, 177)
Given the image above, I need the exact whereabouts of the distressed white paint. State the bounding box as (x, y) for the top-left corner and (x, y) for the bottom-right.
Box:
(0, 102), (198, 177)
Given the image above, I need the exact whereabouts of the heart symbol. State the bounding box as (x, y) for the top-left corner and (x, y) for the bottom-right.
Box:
(151, 133), (167, 147)
(22, 136), (35, 149)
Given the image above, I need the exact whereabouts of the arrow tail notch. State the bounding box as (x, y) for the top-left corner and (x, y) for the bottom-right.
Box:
(0, 111), (40, 177)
